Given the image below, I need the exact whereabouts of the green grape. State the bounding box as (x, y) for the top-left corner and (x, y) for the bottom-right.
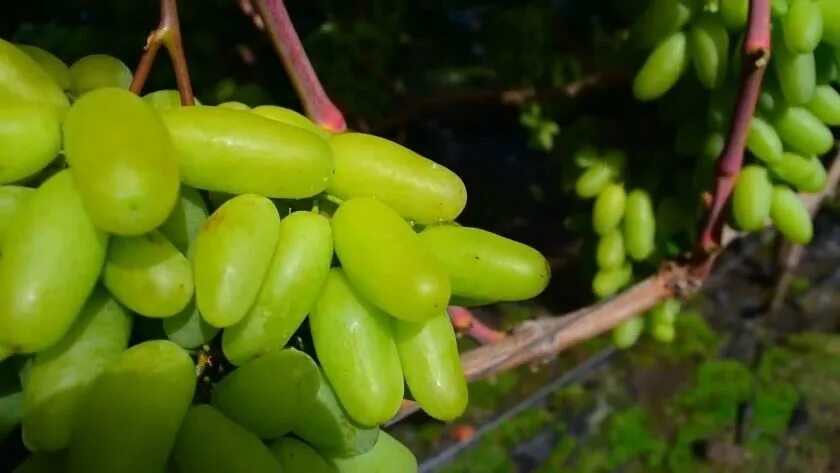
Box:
(13, 452), (67, 473)
(702, 131), (726, 161)
(326, 431), (417, 473)
(649, 299), (681, 326)
(102, 231), (193, 318)
(0, 103), (61, 184)
(732, 165), (773, 231)
(575, 163), (614, 198)
(393, 312), (468, 422)
(592, 263), (633, 299)
(783, 0), (823, 53)
(217, 101), (250, 110)
(309, 269), (404, 427)
(417, 225), (549, 303)
(596, 230), (626, 270)
(629, 0), (696, 49)
(223, 211), (333, 365)
(142, 90), (202, 114)
(21, 289), (132, 452)
(814, 43), (838, 83)
(593, 183), (627, 235)
(689, 14), (729, 89)
(162, 299), (218, 349)
(0, 186), (33, 241)
(157, 186), (209, 254)
(252, 105), (332, 139)
(623, 189), (656, 261)
(773, 106), (834, 155)
(332, 198), (450, 323)
(807, 84), (840, 125)
(327, 132), (466, 224)
(0, 38), (69, 118)
(194, 194), (281, 328)
(770, 185), (813, 244)
(769, 152), (827, 192)
(291, 369), (380, 458)
(720, 0), (749, 30)
(747, 116), (783, 163)
(162, 106), (333, 199)
(212, 349), (320, 439)
(68, 340), (195, 473)
(15, 44), (70, 91)
(650, 322), (676, 343)
(0, 171), (107, 353)
(269, 437), (335, 473)
(172, 405), (282, 473)
(773, 45), (816, 105)
(612, 317), (644, 349)
(68, 54), (132, 97)
(818, 0), (840, 47)
(63, 87), (180, 235)
(633, 32), (688, 102)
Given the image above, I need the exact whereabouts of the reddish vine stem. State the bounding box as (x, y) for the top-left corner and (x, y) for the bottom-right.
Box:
(448, 307), (507, 345)
(252, 0), (347, 132)
(698, 0), (771, 257)
(129, 0), (195, 105)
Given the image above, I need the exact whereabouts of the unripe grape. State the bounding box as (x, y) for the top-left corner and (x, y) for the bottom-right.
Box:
(612, 317), (645, 349)
(0, 38), (69, 118)
(157, 186), (209, 254)
(593, 183), (627, 235)
(818, 0), (840, 47)
(270, 438), (334, 473)
(689, 14), (729, 89)
(596, 230), (626, 270)
(732, 165), (773, 231)
(325, 431), (417, 473)
(720, 0), (749, 30)
(575, 163), (614, 199)
(769, 152), (827, 193)
(0, 103), (62, 184)
(592, 263), (633, 299)
(629, 0), (696, 49)
(773, 106), (834, 155)
(68, 54), (132, 97)
(15, 44), (70, 91)
(807, 85), (840, 125)
(747, 117), (783, 164)
(623, 189), (656, 261)
(783, 0), (823, 53)
(773, 45), (816, 105)
(770, 185), (813, 244)
(633, 32), (688, 101)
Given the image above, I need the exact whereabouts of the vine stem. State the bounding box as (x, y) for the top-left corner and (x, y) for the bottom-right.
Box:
(129, 0), (195, 105)
(448, 306), (506, 344)
(252, 0), (347, 133)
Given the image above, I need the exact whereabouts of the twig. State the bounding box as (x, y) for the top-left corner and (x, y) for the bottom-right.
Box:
(698, 0), (771, 256)
(448, 306), (506, 344)
(129, 0), (195, 105)
(252, 0), (346, 132)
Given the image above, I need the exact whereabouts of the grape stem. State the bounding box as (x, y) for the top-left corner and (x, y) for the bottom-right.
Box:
(251, 0), (347, 133)
(697, 0), (771, 259)
(129, 0), (195, 105)
(448, 306), (506, 344)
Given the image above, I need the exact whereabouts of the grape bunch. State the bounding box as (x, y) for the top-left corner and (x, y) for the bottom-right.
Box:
(0, 36), (551, 472)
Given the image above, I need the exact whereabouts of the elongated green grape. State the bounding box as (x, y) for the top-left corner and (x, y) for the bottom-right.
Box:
(773, 106), (834, 155)
(393, 312), (468, 421)
(593, 183), (627, 235)
(592, 263), (633, 299)
(68, 54), (132, 97)
(270, 437), (335, 473)
(732, 165), (773, 231)
(0, 103), (61, 184)
(417, 225), (549, 302)
(773, 46), (816, 105)
(612, 317), (644, 349)
(333, 198), (450, 323)
(807, 85), (840, 125)
(162, 299), (218, 349)
(747, 116), (783, 163)
(689, 14), (729, 89)
(326, 431), (417, 473)
(68, 340), (195, 473)
(13, 452), (67, 473)
(650, 299), (681, 326)
(770, 185), (813, 244)
(327, 133), (466, 224)
(212, 349), (320, 439)
(63, 87), (180, 235)
(650, 322), (676, 343)
(0, 171), (107, 353)
(623, 189), (656, 261)
(194, 194), (280, 327)
(310, 269), (404, 427)
(596, 230), (625, 270)
(721, 0), (749, 30)
(102, 231), (193, 318)
(223, 211), (333, 365)
(16, 44), (70, 91)
(633, 32), (688, 101)
(783, 0), (823, 53)
(0, 38), (69, 118)
(142, 90), (202, 114)
(22, 289), (132, 452)
(163, 106), (333, 198)
(818, 0), (840, 46)
(769, 152), (827, 193)
(158, 186), (209, 254)
(629, 0), (695, 49)
(0, 186), (33, 241)
(173, 405), (282, 473)
(252, 105), (332, 139)
(291, 369), (380, 458)
(575, 162), (614, 198)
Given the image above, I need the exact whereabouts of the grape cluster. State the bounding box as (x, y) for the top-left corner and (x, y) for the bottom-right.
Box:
(0, 37), (551, 472)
